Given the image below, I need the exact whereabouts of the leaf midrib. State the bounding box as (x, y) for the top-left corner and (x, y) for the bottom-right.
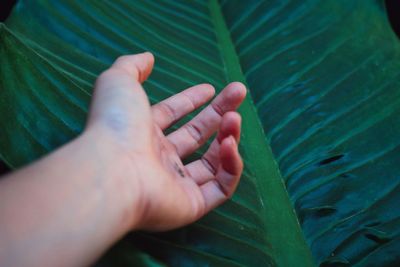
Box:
(208, 0), (315, 266)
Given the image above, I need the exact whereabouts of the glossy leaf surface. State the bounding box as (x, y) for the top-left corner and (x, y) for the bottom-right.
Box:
(1, 0), (400, 266)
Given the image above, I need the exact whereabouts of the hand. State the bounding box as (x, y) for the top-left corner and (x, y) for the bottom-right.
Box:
(86, 52), (246, 231)
(0, 52), (246, 267)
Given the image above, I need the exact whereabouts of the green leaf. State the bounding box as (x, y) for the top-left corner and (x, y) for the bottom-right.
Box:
(1, 0), (400, 266)
(221, 1), (400, 265)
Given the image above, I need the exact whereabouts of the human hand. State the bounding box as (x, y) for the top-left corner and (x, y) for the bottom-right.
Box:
(0, 52), (246, 267)
(86, 52), (246, 231)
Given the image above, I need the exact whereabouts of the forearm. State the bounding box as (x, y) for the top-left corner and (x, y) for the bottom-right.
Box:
(0, 129), (138, 267)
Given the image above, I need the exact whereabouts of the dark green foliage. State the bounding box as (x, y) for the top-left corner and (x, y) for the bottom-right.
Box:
(1, 1), (399, 266)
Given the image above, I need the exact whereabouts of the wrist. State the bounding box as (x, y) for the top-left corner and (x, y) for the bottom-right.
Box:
(79, 127), (144, 234)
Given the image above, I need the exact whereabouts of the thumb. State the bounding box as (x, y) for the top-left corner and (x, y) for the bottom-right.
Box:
(87, 53), (155, 133)
(111, 52), (155, 83)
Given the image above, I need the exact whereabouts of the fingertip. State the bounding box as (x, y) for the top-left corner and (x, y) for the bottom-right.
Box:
(185, 83), (215, 96)
(227, 82), (247, 99)
(220, 136), (242, 176)
(220, 135), (234, 155)
(143, 51), (154, 60)
(143, 52), (155, 68)
(111, 52), (155, 83)
(218, 82), (247, 109)
(196, 83), (215, 100)
(217, 112), (241, 142)
(141, 52), (155, 82)
(224, 111), (241, 126)
(202, 83), (216, 95)
(182, 83), (216, 109)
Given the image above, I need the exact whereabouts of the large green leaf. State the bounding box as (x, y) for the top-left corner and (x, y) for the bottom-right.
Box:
(221, 1), (400, 265)
(1, 0), (399, 266)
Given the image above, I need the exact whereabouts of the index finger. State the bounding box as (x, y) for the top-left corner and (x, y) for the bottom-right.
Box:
(152, 84), (215, 130)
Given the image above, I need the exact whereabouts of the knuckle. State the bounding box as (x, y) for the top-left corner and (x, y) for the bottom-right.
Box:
(181, 91), (196, 110)
(185, 123), (204, 145)
(211, 101), (224, 117)
(201, 156), (217, 175)
(158, 102), (177, 124)
(213, 179), (230, 198)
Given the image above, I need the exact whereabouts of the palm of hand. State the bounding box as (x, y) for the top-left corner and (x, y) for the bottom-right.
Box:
(88, 53), (246, 231)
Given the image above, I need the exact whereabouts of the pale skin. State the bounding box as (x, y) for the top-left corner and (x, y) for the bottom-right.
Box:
(0, 52), (246, 267)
